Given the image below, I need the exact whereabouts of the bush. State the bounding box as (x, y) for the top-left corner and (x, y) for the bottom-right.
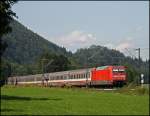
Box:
(135, 86), (149, 95)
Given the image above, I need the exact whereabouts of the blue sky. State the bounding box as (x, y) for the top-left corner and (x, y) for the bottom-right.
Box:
(12, 1), (149, 60)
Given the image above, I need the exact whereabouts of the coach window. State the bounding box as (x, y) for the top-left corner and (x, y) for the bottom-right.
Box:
(61, 76), (63, 80)
(81, 74), (83, 79)
(70, 75), (72, 79)
(64, 76), (66, 80)
(74, 74), (76, 79)
(72, 75), (74, 79)
(81, 74), (83, 78)
(85, 74), (87, 79)
(80, 74), (82, 79)
(62, 76), (64, 80)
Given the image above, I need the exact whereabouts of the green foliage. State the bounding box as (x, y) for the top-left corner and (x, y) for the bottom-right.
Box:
(2, 20), (70, 64)
(37, 52), (71, 73)
(0, 0), (17, 56)
(135, 87), (149, 95)
(124, 63), (138, 84)
(73, 45), (125, 67)
(0, 59), (11, 86)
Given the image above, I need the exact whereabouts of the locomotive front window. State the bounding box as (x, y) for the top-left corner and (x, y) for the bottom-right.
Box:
(113, 68), (125, 74)
(113, 69), (118, 72)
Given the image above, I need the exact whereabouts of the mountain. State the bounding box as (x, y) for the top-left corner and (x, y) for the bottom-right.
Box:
(73, 45), (136, 67)
(1, 20), (149, 83)
(2, 19), (71, 64)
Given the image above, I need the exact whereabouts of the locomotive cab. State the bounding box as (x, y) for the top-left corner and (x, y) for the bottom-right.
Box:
(112, 66), (127, 87)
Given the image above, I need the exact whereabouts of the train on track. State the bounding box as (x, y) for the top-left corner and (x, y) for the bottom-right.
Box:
(7, 65), (127, 87)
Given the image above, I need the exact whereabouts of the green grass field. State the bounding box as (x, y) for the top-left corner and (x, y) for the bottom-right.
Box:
(1, 85), (149, 115)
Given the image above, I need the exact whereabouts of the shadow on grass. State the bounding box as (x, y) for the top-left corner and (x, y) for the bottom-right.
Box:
(1, 108), (23, 112)
(1, 95), (62, 101)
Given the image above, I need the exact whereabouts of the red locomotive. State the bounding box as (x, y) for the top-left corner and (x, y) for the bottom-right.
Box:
(91, 66), (126, 87)
(7, 65), (127, 87)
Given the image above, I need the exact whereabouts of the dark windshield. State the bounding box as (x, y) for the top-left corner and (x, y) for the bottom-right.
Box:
(113, 69), (125, 74)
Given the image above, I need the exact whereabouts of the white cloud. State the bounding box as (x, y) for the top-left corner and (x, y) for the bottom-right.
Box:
(51, 30), (97, 52)
(104, 43), (115, 49)
(104, 36), (135, 55)
(116, 42), (132, 52)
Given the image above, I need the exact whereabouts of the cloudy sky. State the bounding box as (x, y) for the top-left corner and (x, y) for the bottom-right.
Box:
(12, 1), (149, 60)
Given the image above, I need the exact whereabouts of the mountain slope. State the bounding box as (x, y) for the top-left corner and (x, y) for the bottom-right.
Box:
(2, 19), (71, 64)
(73, 45), (127, 66)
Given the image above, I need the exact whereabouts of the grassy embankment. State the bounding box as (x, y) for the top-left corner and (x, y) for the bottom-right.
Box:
(1, 85), (149, 115)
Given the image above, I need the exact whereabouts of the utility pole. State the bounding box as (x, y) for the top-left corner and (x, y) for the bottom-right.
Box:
(86, 57), (88, 88)
(41, 58), (48, 78)
(135, 48), (141, 65)
(135, 48), (141, 85)
(41, 58), (54, 87)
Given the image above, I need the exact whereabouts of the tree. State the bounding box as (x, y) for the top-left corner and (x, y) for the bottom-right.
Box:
(124, 63), (138, 84)
(37, 52), (71, 73)
(0, 0), (17, 86)
(0, 0), (17, 56)
(0, 59), (11, 86)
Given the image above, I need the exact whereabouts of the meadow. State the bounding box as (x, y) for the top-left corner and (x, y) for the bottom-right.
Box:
(1, 85), (149, 115)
